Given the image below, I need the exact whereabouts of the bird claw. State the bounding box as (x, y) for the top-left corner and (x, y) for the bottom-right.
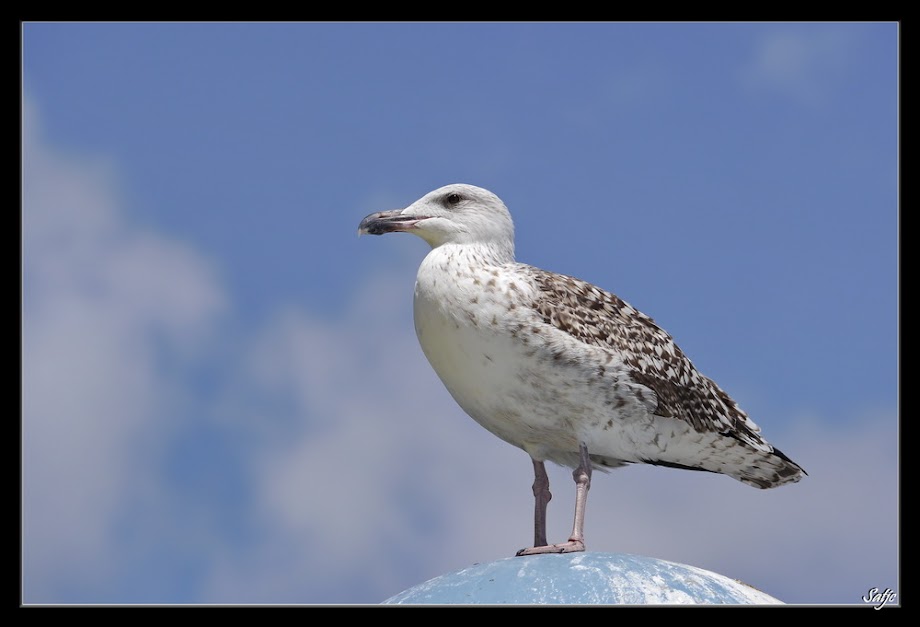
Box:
(515, 540), (585, 556)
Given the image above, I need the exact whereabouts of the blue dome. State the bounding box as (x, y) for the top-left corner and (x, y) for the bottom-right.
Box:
(383, 552), (782, 605)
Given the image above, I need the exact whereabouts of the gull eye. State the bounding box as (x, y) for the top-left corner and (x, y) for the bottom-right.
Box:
(445, 192), (463, 206)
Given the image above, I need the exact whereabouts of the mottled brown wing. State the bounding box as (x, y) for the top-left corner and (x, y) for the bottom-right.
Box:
(524, 266), (765, 447)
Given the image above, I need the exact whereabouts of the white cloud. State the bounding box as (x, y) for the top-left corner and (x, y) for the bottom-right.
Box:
(200, 277), (530, 602)
(22, 98), (226, 602)
(742, 28), (856, 107)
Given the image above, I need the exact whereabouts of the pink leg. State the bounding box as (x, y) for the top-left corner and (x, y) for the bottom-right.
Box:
(530, 459), (551, 547)
(516, 443), (592, 556)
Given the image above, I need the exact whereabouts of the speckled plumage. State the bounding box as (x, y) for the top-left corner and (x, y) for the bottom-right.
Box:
(358, 183), (805, 555)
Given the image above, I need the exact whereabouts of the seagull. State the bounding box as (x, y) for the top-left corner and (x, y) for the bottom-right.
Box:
(358, 183), (805, 556)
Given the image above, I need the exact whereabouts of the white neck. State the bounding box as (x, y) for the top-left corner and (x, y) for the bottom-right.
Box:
(430, 240), (516, 267)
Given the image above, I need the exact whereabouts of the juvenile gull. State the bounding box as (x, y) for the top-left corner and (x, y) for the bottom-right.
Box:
(358, 184), (805, 556)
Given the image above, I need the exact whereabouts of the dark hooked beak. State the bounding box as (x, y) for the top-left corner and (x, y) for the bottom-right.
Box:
(357, 209), (427, 236)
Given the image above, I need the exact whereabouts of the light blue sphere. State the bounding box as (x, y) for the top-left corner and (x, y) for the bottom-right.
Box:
(383, 552), (782, 605)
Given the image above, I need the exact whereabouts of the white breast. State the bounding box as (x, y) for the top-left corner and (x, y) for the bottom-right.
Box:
(411, 246), (655, 467)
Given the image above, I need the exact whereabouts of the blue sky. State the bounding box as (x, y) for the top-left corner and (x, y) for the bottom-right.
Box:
(22, 22), (898, 605)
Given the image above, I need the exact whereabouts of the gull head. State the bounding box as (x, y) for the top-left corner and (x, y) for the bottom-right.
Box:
(358, 184), (515, 255)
